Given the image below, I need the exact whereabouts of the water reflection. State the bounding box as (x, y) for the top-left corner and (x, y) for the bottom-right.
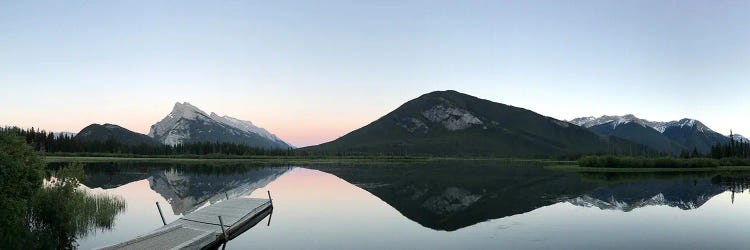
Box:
(312, 162), (750, 231)
(47, 161), (750, 249)
(79, 162), (289, 214)
(26, 164), (126, 249)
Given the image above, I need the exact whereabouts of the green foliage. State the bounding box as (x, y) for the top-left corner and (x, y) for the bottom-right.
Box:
(29, 163), (126, 248)
(0, 132), (45, 247)
(717, 157), (750, 166)
(0, 132), (126, 248)
(710, 132), (750, 159)
(578, 155), (720, 168)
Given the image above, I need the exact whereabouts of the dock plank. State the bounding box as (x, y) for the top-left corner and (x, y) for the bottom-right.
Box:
(98, 197), (272, 250)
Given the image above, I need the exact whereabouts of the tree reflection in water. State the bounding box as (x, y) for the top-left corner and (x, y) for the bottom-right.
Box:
(26, 163), (125, 249)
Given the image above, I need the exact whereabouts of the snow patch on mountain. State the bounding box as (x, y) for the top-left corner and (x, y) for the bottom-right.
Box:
(661, 119), (710, 133)
(397, 117), (429, 133)
(209, 113), (287, 145)
(149, 102), (212, 142)
(569, 114), (650, 130)
(422, 104), (483, 131)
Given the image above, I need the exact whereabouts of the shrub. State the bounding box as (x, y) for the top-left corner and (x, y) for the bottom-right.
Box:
(578, 155), (719, 168)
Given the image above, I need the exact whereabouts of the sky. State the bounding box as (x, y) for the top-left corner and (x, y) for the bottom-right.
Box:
(1, 1), (749, 147)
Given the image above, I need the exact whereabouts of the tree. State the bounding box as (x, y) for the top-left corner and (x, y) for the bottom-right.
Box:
(691, 147), (700, 158)
(0, 132), (45, 247)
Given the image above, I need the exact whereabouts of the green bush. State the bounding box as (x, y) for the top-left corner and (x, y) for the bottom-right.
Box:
(0, 133), (45, 247)
(0, 133), (126, 248)
(719, 157), (750, 166)
(578, 155), (720, 168)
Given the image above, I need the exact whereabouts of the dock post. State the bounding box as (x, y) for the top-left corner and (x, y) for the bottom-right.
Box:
(218, 216), (228, 241)
(155, 202), (166, 225)
(267, 210), (273, 226)
(267, 190), (272, 204)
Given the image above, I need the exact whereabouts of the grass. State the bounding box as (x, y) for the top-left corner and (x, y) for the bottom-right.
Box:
(546, 155), (750, 173)
(547, 164), (750, 172)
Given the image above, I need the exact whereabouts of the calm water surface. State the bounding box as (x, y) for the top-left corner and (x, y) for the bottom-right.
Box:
(60, 161), (750, 249)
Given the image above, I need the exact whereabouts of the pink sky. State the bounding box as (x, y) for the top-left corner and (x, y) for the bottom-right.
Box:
(0, 96), (403, 147)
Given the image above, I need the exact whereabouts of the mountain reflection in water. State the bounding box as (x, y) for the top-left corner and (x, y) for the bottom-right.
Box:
(312, 162), (750, 231)
(77, 162), (290, 214)
(57, 161), (750, 249)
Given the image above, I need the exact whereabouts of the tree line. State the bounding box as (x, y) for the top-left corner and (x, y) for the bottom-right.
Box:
(0, 126), (295, 156)
(709, 131), (750, 159)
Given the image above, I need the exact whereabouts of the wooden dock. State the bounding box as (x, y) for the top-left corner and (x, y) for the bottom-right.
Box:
(98, 196), (273, 250)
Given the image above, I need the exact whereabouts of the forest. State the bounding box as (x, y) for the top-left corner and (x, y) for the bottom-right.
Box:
(0, 126), (294, 157)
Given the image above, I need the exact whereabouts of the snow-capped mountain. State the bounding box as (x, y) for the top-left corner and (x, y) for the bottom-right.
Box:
(570, 115), (730, 153)
(570, 114), (653, 129)
(149, 102), (293, 148)
(571, 115), (717, 134)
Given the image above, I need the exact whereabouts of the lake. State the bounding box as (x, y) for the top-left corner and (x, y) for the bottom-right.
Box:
(50, 161), (750, 249)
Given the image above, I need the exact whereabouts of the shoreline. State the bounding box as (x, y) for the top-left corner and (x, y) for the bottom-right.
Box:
(547, 165), (750, 172)
(44, 155), (575, 164)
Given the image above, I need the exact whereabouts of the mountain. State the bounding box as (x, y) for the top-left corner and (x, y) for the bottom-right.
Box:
(149, 102), (292, 149)
(571, 115), (729, 153)
(731, 134), (749, 143)
(305, 90), (647, 157)
(74, 123), (158, 146)
(570, 115), (685, 153)
(660, 119), (729, 153)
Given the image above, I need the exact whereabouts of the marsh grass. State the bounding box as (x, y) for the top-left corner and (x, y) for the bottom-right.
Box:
(28, 162), (126, 248)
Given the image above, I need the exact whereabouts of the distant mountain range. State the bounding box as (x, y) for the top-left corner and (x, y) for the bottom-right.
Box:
(305, 90), (647, 157)
(72, 102), (293, 149)
(40, 90), (743, 156)
(570, 115), (732, 154)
